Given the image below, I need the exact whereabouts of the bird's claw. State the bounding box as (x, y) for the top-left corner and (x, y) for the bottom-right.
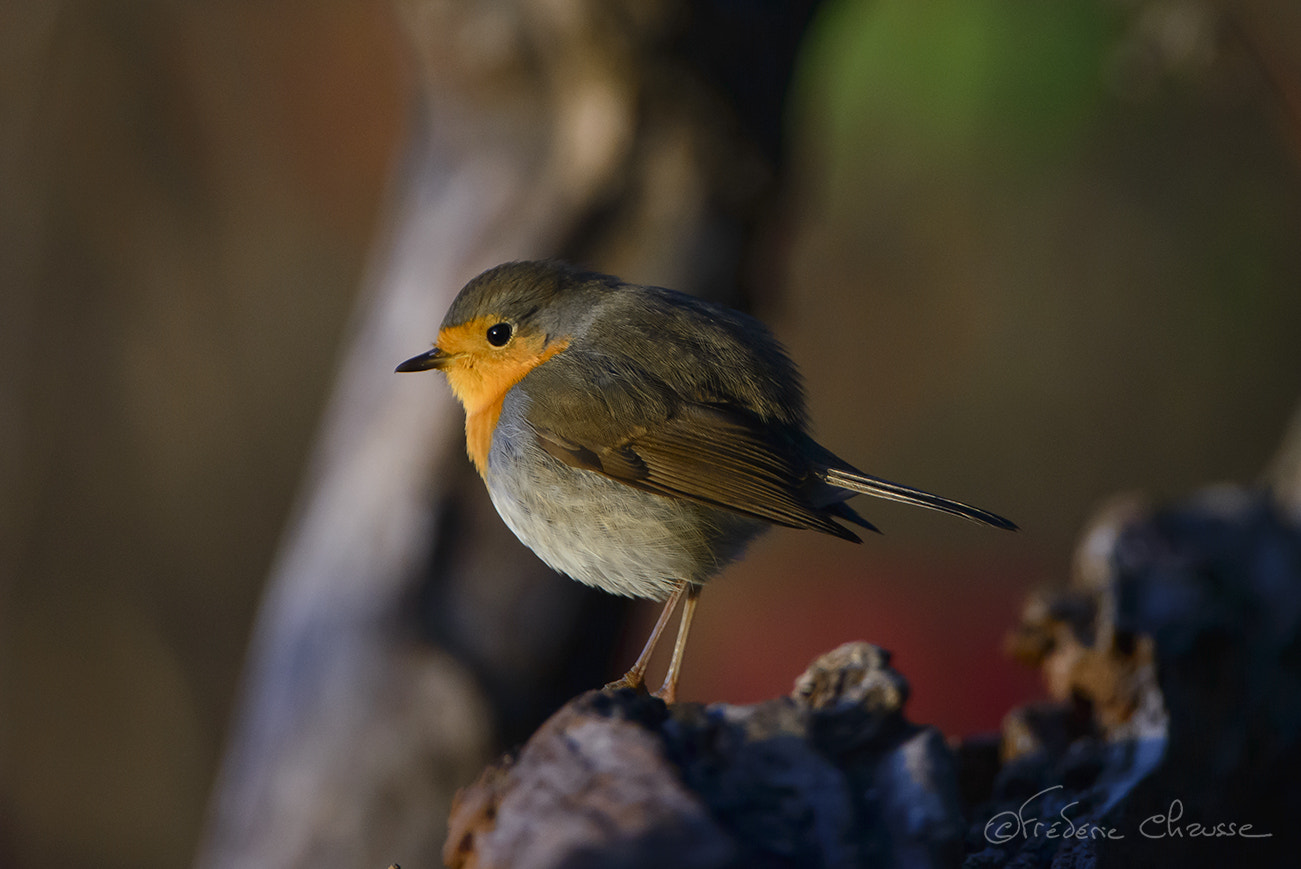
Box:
(650, 683), (676, 705)
(602, 673), (648, 694)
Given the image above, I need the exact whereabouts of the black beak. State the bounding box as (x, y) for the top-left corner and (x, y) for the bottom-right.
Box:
(395, 347), (449, 373)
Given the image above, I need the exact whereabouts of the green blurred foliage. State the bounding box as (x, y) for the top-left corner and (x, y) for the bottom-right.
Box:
(806, 0), (1113, 187)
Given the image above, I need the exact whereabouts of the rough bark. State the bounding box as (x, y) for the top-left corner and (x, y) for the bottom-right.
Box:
(446, 643), (965, 869)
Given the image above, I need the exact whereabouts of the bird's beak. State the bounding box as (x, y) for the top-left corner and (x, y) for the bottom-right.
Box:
(395, 347), (451, 373)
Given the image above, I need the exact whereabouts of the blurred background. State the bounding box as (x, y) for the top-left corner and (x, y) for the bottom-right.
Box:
(4, 0), (1301, 867)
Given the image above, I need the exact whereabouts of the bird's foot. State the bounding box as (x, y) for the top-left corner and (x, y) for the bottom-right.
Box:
(650, 681), (677, 705)
(602, 672), (648, 694)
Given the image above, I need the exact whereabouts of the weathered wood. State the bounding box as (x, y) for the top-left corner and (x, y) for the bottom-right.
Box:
(965, 459), (1301, 867)
(446, 643), (965, 869)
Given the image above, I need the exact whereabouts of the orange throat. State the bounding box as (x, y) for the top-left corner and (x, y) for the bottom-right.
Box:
(436, 319), (569, 476)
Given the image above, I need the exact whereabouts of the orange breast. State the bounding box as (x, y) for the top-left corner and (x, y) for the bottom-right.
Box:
(465, 398), (507, 476)
(436, 318), (569, 476)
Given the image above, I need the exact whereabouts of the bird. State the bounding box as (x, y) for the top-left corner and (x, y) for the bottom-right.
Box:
(397, 260), (1015, 703)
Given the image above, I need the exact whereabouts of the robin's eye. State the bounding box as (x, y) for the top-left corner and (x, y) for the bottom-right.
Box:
(486, 323), (512, 347)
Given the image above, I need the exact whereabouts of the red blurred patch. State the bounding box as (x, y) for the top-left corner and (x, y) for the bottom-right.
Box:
(622, 538), (1047, 738)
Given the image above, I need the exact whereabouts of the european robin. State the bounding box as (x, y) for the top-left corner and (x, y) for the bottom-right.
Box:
(398, 261), (1015, 702)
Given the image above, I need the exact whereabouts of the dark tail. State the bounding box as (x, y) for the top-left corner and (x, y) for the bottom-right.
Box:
(821, 467), (1018, 531)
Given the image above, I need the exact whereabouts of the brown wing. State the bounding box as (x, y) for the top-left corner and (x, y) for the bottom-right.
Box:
(531, 395), (861, 542)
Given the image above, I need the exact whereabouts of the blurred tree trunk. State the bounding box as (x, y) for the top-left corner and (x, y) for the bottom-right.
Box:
(195, 2), (820, 867)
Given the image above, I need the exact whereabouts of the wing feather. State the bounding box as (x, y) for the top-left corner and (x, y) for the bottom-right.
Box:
(532, 393), (859, 541)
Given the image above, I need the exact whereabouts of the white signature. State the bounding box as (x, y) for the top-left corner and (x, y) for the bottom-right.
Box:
(984, 785), (1273, 844)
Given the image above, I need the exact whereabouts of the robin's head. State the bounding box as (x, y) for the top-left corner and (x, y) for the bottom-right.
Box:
(396, 261), (609, 412)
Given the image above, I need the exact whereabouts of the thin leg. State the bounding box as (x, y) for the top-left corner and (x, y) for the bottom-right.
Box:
(653, 585), (701, 704)
(604, 581), (685, 693)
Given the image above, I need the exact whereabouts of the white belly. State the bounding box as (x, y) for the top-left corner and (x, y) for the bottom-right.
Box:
(484, 440), (765, 601)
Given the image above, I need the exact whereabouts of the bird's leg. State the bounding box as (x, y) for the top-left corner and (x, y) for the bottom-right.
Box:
(652, 584), (701, 704)
(604, 581), (685, 693)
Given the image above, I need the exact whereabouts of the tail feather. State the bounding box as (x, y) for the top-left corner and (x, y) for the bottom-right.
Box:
(825, 501), (880, 535)
(821, 467), (1018, 531)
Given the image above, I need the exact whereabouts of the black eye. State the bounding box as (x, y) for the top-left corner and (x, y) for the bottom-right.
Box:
(486, 323), (512, 347)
